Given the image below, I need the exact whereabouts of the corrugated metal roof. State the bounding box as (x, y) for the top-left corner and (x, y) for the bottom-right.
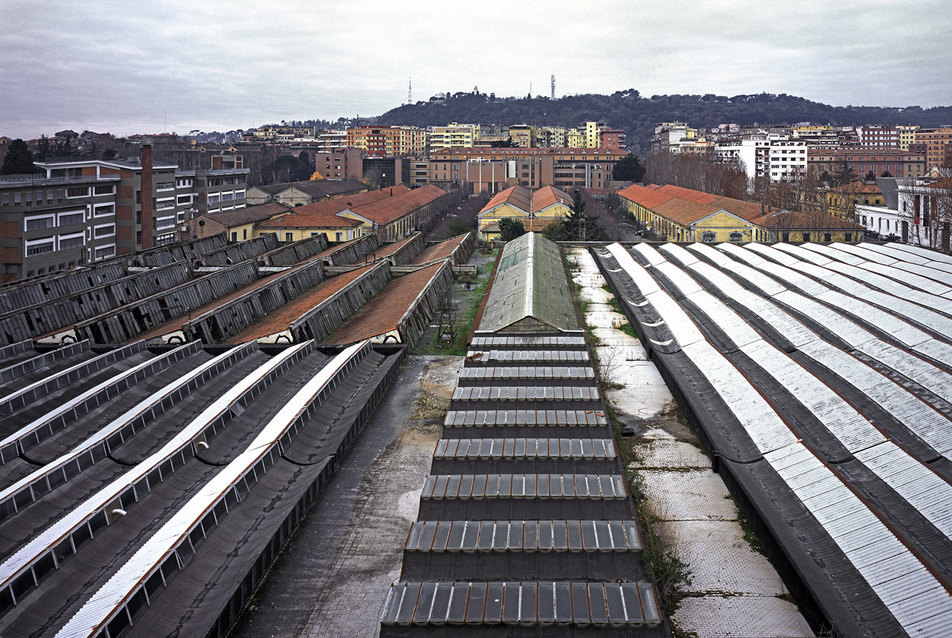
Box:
(434, 437), (615, 460)
(404, 519), (640, 552)
(605, 240), (952, 635)
(380, 580), (661, 626)
(477, 233), (579, 333)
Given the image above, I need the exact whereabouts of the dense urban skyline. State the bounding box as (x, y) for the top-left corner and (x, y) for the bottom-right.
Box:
(2, 0), (951, 139)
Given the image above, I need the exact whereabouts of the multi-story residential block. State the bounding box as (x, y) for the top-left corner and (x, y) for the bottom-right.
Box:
(507, 124), (538, 148)
(428, 123), (480, 150)
(598, 127), (626, 151)
(896, 125), (920, 151)
(808, 149), (926, 179)
(715, 135), (807, 182)
(585, 121), (600, 148)
(395, 126), (428, 156)
(315, 129), (348, 152)
(252, 125), (315, 140)
(190, 167), (249, 217)
(651, 122), (700, 154)
(347, 126), (395, 157)
(0, 172), (121, 281)
(790, 124), (839, 149)
(566, 128), (586, 148)
(856, 126), (900, 149)
(916, 128), (952, 169)
(538, 126), (567, 148)
(345, 125), (425, 157)
(311, 148), (364, 181)
(836, 127), (860, 147)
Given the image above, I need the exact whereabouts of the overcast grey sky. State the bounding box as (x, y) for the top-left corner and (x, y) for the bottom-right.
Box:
(2, 0), (949, 139)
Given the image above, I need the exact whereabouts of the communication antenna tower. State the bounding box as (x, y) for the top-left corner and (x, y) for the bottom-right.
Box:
(408, 76), (412, 104)
(551, 75), (555, 99)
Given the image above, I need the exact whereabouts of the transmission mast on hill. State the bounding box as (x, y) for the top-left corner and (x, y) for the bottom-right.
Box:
(408, 76), (412, 104)
(551, 74), (555, 99)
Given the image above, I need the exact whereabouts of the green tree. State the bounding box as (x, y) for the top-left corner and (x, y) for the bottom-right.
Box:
(499, 217), (526, 241)
(269, 154), (299, 182)
(559, 190), (605, 241)
(612, 154), (646, 182)
(1, 139), (37, 175)
(833, 160), (858, 187)
(446, 217), (471, 238)
(36, 135), (52, 161)
(295, 150), (314, 180)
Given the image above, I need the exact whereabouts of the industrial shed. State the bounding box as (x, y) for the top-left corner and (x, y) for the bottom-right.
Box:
(380, 226), (665, 637)
(477, 232), (579, 334)
(593, 240), (952, 638)
(0, 337), (404, 637)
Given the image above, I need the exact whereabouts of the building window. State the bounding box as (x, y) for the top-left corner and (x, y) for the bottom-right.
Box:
(231, 231), (238, 241)
(25, 238), (55, 256)
(93, 203), (115, 217)
(782, 232), (790, 242)
(802, 232), (811, 242)
(702, 231), (716, 243)
(58, 233), (85, 250)
(285, 232), (293, 242)
(823, 232), (832, 242)
(94, 244), (116, 260)
(335, 232), (343, 241)
(58, 210), (85, 226)
(25, 214), (56, 231)
(729, 231), (743, 242)
(67, 186), (89, 198)
(94, 184), (115, 195)
(94, 224), (116, 238)
(845, 232), (853, 242)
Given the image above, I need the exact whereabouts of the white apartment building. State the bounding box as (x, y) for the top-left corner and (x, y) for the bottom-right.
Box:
(716, 134), (807, 182)
(856, 126), (900, 149)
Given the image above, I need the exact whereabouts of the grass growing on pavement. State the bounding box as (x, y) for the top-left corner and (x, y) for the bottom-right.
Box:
(413, 250), (496, 356)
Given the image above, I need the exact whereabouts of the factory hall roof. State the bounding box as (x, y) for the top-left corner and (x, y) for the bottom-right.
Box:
(478, 232), (579, 333)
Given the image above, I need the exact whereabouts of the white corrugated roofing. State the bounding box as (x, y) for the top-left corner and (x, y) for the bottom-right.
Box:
(53, 340), (367, 638)
(608, 241), (952, 634)
(0, 341), (313, 590)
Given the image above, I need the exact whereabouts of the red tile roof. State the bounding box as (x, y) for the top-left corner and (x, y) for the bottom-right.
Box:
(256, 185), (430, 229)
(530, 185), (573, 213)
(348, 185), (447, 226)
(620, 183), (779, 225)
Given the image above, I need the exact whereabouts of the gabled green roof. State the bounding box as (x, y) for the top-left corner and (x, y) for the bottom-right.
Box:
(478, 233), (579, 333)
